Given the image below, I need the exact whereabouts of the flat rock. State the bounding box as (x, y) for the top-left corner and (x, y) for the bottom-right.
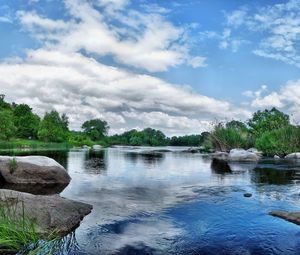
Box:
(285, 153), (300, 159)
(228, 149), (260, 162)
(0, 189), (92, 237)
(0, 156), (71, 185)
(270, 211), (300, 225)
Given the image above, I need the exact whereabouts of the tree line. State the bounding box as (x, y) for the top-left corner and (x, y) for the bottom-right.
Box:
(0, 95), (205, 147)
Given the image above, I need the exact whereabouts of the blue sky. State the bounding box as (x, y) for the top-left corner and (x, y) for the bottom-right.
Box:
(1, 0), (300, 135)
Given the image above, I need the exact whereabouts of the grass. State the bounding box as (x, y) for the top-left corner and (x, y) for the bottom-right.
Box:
(0, 139), (71, 152)
(0, 199), (39, 254)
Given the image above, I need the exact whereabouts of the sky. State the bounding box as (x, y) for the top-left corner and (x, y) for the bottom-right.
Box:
(1, 0), (300, 135)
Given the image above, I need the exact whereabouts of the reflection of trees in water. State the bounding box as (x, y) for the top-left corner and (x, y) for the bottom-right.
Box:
(124, 152), (165, 166)
(210, 159), (232, 174)
(84, 150), (107, 174)
(251, 167), (300, 185)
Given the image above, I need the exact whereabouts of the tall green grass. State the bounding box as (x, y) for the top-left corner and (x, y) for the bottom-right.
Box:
(0, 200), (39, 253)
(210, 125), (254, 152)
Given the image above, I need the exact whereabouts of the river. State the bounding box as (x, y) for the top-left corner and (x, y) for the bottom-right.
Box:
(4, 147), (300, 255)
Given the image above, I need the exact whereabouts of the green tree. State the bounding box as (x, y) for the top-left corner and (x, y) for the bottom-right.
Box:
(0, 110), (16, 140)
(38, 111), (69, 142)
(0, 95), (11, 110)
(13, 104), (40, 139)
(82, 119), (109, 141)
(248, 108), (290, 136)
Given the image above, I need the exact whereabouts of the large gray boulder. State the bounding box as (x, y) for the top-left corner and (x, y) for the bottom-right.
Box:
(228, 149), (260, 162)
(0, 189), (92, 237)
(285, 153), (300, 159)
(0, 156), (71, 185)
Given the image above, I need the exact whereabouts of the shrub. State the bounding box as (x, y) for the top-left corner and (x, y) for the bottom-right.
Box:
(255, 125), (300, 156)
(210, 123), (254, 151)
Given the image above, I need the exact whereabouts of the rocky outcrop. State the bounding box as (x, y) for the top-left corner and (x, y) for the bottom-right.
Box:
(0, 156), (71, 185)
(228, 149), (260, 162)
(211, 151), (229, 160)
(92, 145), (102, 150)
(0, 189), (92, 237)
(270, 211), (300, 225)
(285, 153), (300, 159)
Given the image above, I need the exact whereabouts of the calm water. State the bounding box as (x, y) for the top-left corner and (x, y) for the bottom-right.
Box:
(5, 147), (300, 254)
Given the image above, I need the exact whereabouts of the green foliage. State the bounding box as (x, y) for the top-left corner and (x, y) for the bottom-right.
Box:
(109, 128), (168, 146)
(0, 200), (39, 253)
(82, 119), (109, 141)
(255, 126), (300, 156)
(169, 134), (202, 146)
(0, 94), (11, 110)
(210, 122), (254, 152)
(9, 157), (18, 173)
(248, 107), (290, 136)
(0, 110), (16, 140)
(13, 104), (40, 139)
(38, 111), (69, 142)
(68, 131), (94, 147)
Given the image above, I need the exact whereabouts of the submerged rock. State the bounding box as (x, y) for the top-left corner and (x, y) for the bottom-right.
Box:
(270, 211), (300, 225)
(0, 156), (71, 185)
(285, 153), (300, 159)
(0, 189), (92, 237)
(228, 149), (260, 162)
(243, 193), (252, 198)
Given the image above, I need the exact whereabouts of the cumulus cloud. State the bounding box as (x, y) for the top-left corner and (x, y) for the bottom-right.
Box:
(17, 0), (205, 72)
(245, 80), (300, 120)
(0, 49), (248, 135)
(0, 0), (252, 135)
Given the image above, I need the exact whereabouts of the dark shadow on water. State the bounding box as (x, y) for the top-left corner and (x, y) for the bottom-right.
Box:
(211, 159), (232, 174)
(251, 167), (300, 185)
(124, 152), (165, 166)
(84, 150), (107, 174)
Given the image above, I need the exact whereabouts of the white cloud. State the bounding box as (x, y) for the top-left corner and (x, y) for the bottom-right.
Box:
(246, 80), (300, 120)
(226, 0), (300, 68)
(17, 0), (205, 72)
(0, 49), (248, 135)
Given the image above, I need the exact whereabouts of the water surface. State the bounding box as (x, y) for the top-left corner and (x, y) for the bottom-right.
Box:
(5, 147), (300, 255)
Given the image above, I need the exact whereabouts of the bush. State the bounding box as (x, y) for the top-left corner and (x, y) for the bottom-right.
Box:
(255, 126), (300, 156)
(210, 123), (254, 152)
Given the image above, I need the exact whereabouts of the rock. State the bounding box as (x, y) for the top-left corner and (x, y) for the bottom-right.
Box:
(0, 189), (92, 237)
(0, 156), (71, 185)
(285, 153), (300, 159)
(92, 145), (103, 150)
(211, 151), (229, 160)
(270, 211), (300, 225)
(82, 145), (91, 149)
(243, 193), (252, 198)
(247, 148), (263, 156)
(228, 149), (260, 162)
(274, 155), (281, 159)
(152, 149), (172, 153)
